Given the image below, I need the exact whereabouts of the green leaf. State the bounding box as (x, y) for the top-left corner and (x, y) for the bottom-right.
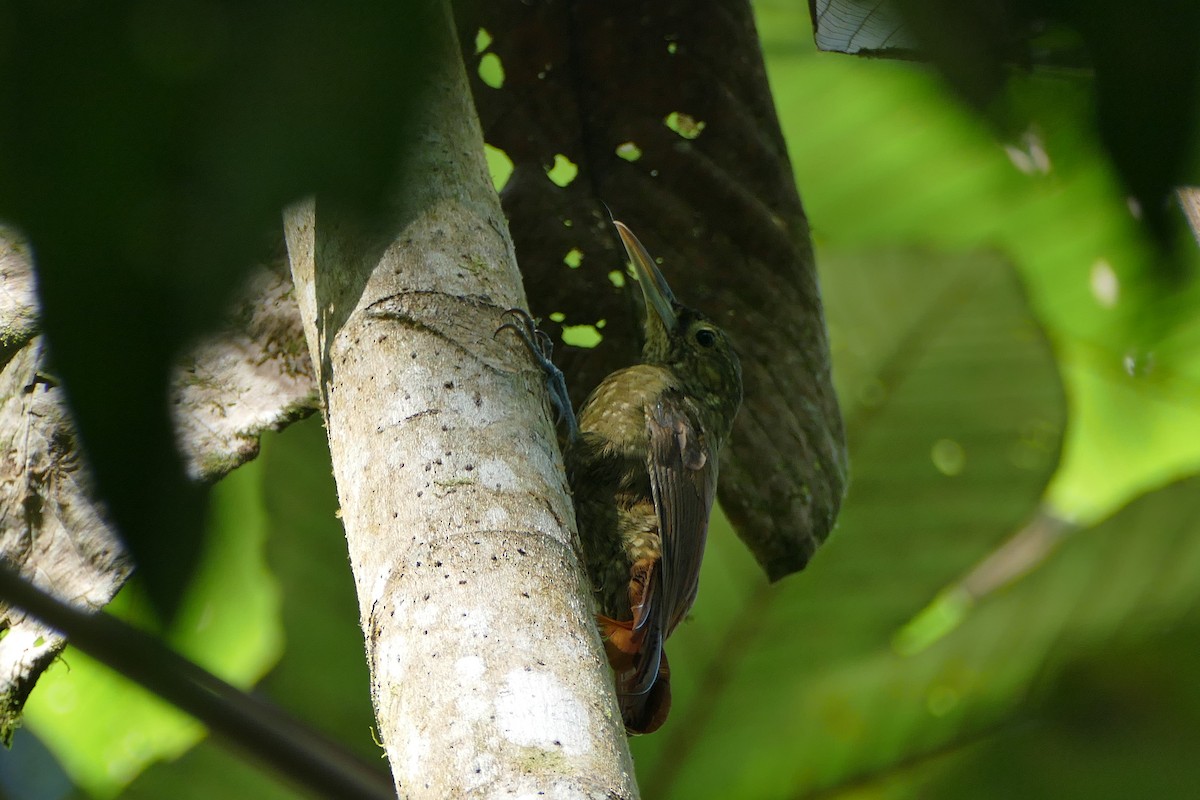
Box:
(758, 0), (1200, 524)
(117, 741), (301, 800)
(863, 476), (1200, 798)
(257, 419), (381, 760)
(929, 639), (1200, 799)
(631, 247), (1066, 797)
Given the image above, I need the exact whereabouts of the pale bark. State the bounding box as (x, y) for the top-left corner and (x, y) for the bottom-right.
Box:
(0, 229), (38, 367)
(283, 2), (637, 798)
(0, 229), (131, 741)
(1180, 187), (1200, 246)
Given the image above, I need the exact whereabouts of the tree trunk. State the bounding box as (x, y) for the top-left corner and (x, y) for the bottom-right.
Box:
(283, 2), (638, 797)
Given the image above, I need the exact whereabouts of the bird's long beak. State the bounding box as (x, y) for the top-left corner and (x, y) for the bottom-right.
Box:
(614, 221), (679, 333)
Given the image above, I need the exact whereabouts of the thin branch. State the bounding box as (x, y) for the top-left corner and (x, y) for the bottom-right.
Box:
(0, 562), (394, 800)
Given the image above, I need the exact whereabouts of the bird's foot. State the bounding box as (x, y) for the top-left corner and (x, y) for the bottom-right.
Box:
(496, 309), (580, 442)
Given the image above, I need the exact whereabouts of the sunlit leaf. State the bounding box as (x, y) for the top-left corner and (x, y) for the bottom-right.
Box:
(758, 0), (1200, 523)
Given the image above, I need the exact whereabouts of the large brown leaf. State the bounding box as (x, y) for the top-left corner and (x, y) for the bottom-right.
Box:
(456, 0), (847, 579)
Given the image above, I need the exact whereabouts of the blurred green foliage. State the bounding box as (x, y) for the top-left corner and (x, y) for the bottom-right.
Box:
(758, 1), (1200, 523)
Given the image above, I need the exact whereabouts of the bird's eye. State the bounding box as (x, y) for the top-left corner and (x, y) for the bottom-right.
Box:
(694, 328), (717, 348)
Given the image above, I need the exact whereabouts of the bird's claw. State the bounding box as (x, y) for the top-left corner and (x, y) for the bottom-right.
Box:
(496, 308), (580, 442)
(496, 308), (554, 360)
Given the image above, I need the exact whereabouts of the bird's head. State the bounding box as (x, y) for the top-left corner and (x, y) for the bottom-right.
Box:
(614, 221), (743, 421)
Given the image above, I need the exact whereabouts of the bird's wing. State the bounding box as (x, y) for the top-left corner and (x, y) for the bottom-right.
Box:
(643, 392), (718, 642)
(614, 393), (716, 733)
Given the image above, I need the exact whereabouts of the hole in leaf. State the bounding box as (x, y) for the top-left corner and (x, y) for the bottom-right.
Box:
(474, 28), (492, 54)
(549, 312), (566, 323)
(607, 270), (626, 288)
(478, 52), (504, 89)
(562, 324), (602, 349)
(563, 248), (583, 268)
(615, 142), (642, 162)
(664, 111), (706, 140)
(545, 154), (578, 187)
(484, 144), (513, 192)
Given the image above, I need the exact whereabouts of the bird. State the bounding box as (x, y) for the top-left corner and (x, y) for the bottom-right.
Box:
(499, 219), (742, 733)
